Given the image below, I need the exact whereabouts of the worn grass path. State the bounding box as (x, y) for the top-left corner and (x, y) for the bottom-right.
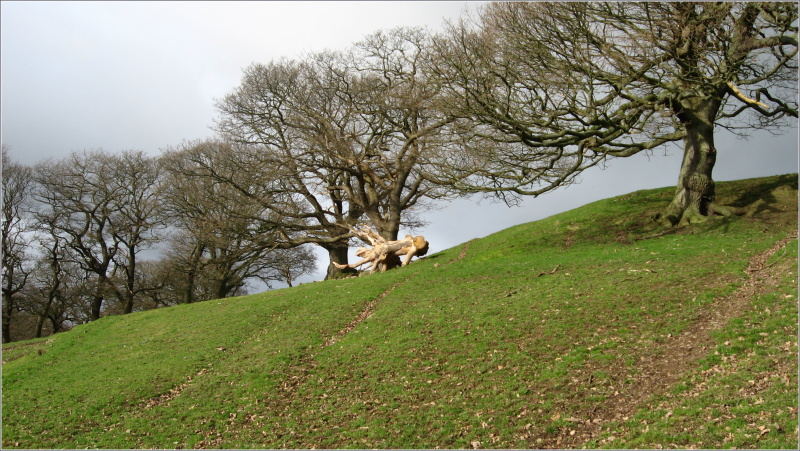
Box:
(555, 231), (797, 448)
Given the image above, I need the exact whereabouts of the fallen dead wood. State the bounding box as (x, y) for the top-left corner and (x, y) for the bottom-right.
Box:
(333, 225), (429, 273)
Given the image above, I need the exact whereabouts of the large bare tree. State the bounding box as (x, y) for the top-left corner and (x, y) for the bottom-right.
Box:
(433, 2), (797, 224)
(2, 148), (34, 342)
(335, 28), (454, 240)
(23, 235), (88, 337)
(32, 151), (164, 320)
(217, 28), (453, 273)
(207, 103), (362, 280)
(33, 152), (123, 320)
(107, 151), (164, 313)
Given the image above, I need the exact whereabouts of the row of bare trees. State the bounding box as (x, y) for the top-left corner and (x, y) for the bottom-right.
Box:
(1, 147), (317, 342)
(3, 3), (796, 341)
(207, 2), (797, 269)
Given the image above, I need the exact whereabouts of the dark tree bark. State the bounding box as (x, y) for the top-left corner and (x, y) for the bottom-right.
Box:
(182, 243), (204, 303)
(663, 99), (722, 225)
(324, 243), (357, 279)
(35, 256), (61, 338)
(122, 244), (137, 314)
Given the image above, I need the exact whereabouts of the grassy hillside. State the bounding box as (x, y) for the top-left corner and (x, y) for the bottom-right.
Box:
(3, 174), (797, 449)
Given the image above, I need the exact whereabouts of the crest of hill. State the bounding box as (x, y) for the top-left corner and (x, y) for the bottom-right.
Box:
(3, 173), (797, 449)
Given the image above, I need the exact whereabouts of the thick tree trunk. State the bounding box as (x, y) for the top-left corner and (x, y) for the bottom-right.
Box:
(662, 120), (717, 226)
(89, 276), (107, 321)
(36, 290), (56, 338)
(184, 267), (198, 303)
(660, 95), (726, 226)
(214, 273), (239, 299)
(215, 283), (228, 300)
(324, 242), (357, 280)
(35, 315), (45, 338)
(2, 291), (14, 343)
(183, 243), (204, 303)
(379, 222), (400, 241)
(90, 295), (103, 321)
(50, 317), (62, 334)
(123, 296), (134, 314)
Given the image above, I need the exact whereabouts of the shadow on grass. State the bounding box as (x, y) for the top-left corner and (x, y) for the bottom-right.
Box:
(724, 173), (797, 208)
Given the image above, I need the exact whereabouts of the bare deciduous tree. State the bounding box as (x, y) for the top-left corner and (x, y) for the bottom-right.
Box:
(161, 142), (318, 298)
(33, 152), (123, 320)
(32, 151), (164, 319)
(433, 2), (797, 224)
(265, 246), (317, 288)
(107, 151), (164, 313)
(336, 28), (455, 240)
(215, 61), (365, 278)
(2, 148), (34, 342)
(23, 238), (87, 337)
(217, 28), (454, 273)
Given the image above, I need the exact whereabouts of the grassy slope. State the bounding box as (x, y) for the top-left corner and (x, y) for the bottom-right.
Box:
(2, 174), (797, 449)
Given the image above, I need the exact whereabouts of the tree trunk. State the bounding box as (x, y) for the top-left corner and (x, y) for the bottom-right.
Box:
(184, 269), (197, 303)
(90, 294), (103, 321)
(323, 242), (357, 280)
(123, 245), (136, 314)
(2, 291), (14, 343)
(50, 316), (62, 334)
(123, 295), (135, 314)
(661, 99), (722, 226)
(90, 278), (106, 321)
(36, 291), (55, 338)
(214, 278), (231, 300)
(35, 315), (45, 338)
(183, 243), (204, 303)
(379, 222), (400, 241)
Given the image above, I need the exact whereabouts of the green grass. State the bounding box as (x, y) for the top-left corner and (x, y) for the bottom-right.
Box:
(3, 174), (797, 449)
(590, 240), (798, 449)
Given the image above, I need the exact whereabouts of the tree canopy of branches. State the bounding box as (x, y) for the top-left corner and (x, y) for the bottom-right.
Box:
(2, 147), (34, 342)
(434, 2), (797, 225)
(161, 141), (317, 298)
(217, 28), (454, 275)
(32, 151), (160, 319)
(3, 147), (320, 342)
(23, 238), (88, 337)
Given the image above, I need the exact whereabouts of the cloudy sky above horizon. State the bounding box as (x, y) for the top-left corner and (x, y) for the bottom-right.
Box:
(2, 1), (798, 285)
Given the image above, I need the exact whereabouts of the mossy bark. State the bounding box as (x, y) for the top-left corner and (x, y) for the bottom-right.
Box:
(661, 98), (724, 226)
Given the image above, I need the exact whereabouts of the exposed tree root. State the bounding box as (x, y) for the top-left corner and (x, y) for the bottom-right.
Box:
(656, 198), (766, 227)
(709, 199), (764, 218)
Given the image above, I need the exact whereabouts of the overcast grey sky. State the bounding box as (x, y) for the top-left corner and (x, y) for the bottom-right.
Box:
(2, 1), (797, 285)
